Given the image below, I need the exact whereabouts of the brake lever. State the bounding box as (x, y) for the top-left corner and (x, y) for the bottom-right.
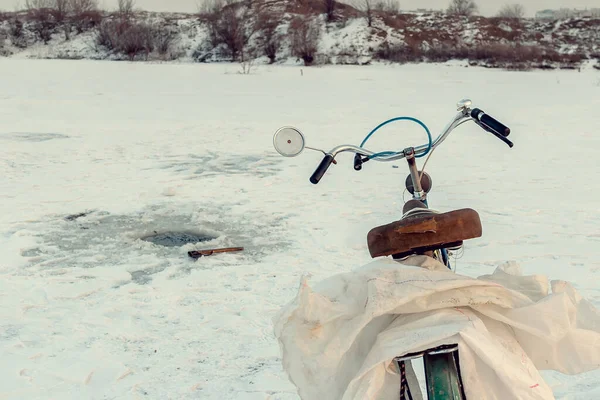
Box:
(353, 154), (370, 170)
(474, 120), (514, 148)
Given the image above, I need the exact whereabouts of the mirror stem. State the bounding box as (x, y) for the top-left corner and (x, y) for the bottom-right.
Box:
(306, 146), (327, 155)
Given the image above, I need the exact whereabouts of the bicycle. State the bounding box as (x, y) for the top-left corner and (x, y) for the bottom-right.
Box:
(272, 99), (513, 400)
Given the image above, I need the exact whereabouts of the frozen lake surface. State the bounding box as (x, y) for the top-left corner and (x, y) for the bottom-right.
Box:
(0, 59), (599, 399)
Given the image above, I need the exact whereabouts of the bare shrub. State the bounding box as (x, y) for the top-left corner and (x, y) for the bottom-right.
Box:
(373, 0), (400, 14)
(197, 0), (219, 15)
(199, 0), (260, 61)
(24, 0), (52, 11)
(592, 52), (600, 62)
(468, 43), (586, 68)
(496, 4), (525, 19)
(255, 9), (281, 63)
(96, 19), (117, 48)
(9, 18), (27, 47)
(69, 0), (98, 13)
(208, 0), (246, 58)
(425, 44), (469, 62)
(374, 40), (586, 70)
(26, 7), (56, 43)
(25, 0), (53, 7)
(71, 9), (102, 33)
(447, 0), (477, 16)
(5, 17), (28, 49)
(290, 16), (320, 66)
(53, 0), (69, 20)
(96, 19), (178, 61)
(153, 27), (177, 59)
(24, 0), (85, 41)
(356, 0), (401, 26)
(354, 0), (374, 27)
(239, 56), (256, 74)
(554, 8), (574, 20)
(323, 0), (335, 21)
(96, 19), (156, 60)
(200, 0), (226, 48)
(468, 43), (519, 62)
(23, 0), (100, 39)
(118, 23), (153, 60)
(26, 0), (69, 21)
(0, 27), (7, 55)
(69, 0), (101, 34)
(117, 0), (135, 19)
(333, 45), (355, 62)
(25, 0), (97, 18)
(375, 42), (423, 63)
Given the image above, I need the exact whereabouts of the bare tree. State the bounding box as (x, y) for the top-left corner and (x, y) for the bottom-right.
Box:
(25, 0), (53, 9)
(324, 0), (335, 22)
(54, 0), (68, 18)
(496, 4), (525, 19)
(256, 10), (281, 63)
(355, 0), (402, 24)
(69, 0), (98, 13)
(25, 0), (70, 20)
(0, 25), (7, 55)
(447, 0), (477, 16)
(9, 18), (26, 47)
(208, 0), (244, 59)
(153, 28), (177, 59)
(373, 0), (400, 14)
(554, 8), (573, 20)
(22, 0), (99, 41)
(70, 0), (101, 34)
(290, 16), (320, 65)
(354, 0), (374, 27)
(118, 0), (135, 18)
(197, 0), (223, 15)
(24, 0), (59, 42)
(200, 0), (260, 61)
(25, 0), (98, 16)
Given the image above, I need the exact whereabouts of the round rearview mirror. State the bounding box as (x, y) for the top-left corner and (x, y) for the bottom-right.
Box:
(273, 126), (306, 157)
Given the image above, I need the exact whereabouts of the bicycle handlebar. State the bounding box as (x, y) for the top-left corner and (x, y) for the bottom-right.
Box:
(308, 102), (513, 184)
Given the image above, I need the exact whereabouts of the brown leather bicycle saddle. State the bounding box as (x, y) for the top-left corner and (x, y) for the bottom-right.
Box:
(367, 202), (483, 259)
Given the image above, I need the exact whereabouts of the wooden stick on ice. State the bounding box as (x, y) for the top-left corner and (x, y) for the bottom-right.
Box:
(188, 247), (244, 259)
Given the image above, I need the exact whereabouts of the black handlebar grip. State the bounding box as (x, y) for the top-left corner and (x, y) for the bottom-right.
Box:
(471, 108), (511, 137)
(310, 154), (335, 184)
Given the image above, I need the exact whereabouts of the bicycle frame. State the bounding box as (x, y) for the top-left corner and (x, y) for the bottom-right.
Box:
(272, 98), (513, 400)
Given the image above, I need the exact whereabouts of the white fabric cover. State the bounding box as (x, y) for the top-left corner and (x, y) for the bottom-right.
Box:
(273, 256), (600, 400)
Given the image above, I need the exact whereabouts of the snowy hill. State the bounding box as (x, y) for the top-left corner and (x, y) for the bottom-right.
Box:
(1, 2), (599, 70)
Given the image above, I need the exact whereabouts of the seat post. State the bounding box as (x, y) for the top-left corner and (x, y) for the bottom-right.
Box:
(405, 147), (426, 202)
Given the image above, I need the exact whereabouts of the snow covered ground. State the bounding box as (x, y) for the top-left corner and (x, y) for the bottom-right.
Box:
(0, 58), (599, 399)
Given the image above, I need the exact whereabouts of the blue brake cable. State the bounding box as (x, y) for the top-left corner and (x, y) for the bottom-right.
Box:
(361, 117), (433, 159)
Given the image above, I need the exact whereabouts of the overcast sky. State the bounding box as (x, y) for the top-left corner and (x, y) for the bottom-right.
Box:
(2, 0), (600, 17)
